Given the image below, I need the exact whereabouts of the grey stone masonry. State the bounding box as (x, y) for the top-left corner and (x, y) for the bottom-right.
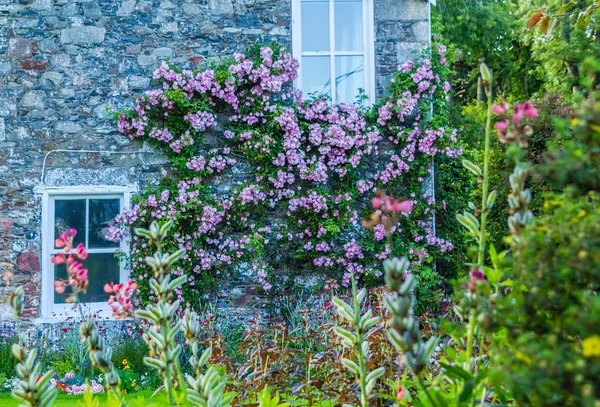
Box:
(0, 0), (430, 324)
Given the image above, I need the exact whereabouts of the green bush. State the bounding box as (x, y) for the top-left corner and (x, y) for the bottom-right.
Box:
(494, 191), (600, 406)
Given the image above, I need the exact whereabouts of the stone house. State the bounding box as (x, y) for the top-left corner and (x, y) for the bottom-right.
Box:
(0, 0), (431, 326)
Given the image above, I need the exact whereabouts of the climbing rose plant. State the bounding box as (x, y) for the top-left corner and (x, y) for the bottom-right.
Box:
(109, 43), (461, 312)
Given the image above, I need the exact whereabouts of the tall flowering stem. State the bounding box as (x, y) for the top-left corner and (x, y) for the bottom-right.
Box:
(477, 64), (494, 269)
(133, 221), (187, 405)
(383, 257), (439, 406)
(332, 276), (384, 407)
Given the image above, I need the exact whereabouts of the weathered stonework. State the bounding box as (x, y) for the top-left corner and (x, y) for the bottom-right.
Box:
(0, 0), (430, 327)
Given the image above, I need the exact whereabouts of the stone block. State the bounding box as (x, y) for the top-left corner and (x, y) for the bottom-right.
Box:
(209, 0), (233, 15)
(137, 53), (157, 69)
(38, 39), (59, 54)
(411, 20), (430, 43)
(0, 216), (11, 231)
(0, 118), (5, 142)
(50, 53), (71, 67)
(160, 21), (179, 33)
(83, 1), (103, 17)
(183, 3), (201, 14)
(21, 60), (49, 71)
(33, 0), (53, 9)
(117, 0), (136, 16)
(0, 60), (13, 75)
(60, 26), (106, 45)
(153, 47), (174, 58)
(7, 37), (33, 60)
(160, 1), (177, 9)
(56, 121), (83, 133)
(396, 41), (425, 65)
(375, 0), (429, 21)
(128, 75), (151, 89)
(125, 44), (142, 55)
(41, 71), (63, 88)
(17, 252), (40, 272)
(21, 91), (47, 110)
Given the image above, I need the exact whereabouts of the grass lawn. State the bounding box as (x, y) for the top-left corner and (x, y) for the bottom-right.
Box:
(0, 390), (168, 406)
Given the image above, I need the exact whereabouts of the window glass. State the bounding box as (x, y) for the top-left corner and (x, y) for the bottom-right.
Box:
(335, 55), (364, 103)
(334, 0), (363, 52)
(88, 198), (120, 248)
(301, 1), (330, 52)
(296, 0), (371, 104)
(302, 56), (331, 98)
(54, 253), (119, 304)
(51, 195), (123, 307)
(54, 199), (85, 248)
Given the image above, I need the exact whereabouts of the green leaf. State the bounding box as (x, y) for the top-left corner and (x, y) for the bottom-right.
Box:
(458, 380), (475, 402)
(558, 1), (575, 14)
(479, 62), (492, 83)
(439, 362), (473, 382)
(334, 326), (357, 344)
(457, 213), (480, 238)
(341, 358), (361, 376)
(462, 159), (482, 177)
(486, 190), (497, 209)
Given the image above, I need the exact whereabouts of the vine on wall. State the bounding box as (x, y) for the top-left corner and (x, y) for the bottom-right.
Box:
(109, 43), (461, 314)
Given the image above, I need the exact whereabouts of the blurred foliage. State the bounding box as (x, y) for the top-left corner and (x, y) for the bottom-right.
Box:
(491, 78), (600, 406)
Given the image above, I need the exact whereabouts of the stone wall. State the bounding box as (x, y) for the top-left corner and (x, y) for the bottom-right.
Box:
(0, 0), (430, 324)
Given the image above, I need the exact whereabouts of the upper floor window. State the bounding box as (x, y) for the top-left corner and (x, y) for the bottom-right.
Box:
(38, 186), (134, 319)
(292, 0), (375, 104)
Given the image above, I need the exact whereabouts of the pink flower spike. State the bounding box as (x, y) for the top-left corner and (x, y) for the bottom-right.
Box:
(495, 121), (508, 131)
(54, 281), (66, 294)
(76, 243), (88, 260)
(391, 200), (413, 213)
(77, 268), (88, 282)
(513, 104), (524, 122)
(69, 228), (77, 237)
(491, 104), (505, 115)
(523, 102), (538, 118)
(55, 236), (66, 248)
(383, 196), (395, 213)
(104, 283), (113, 293)
(371, 197), (383, 209)
(51, 254), (66, 265)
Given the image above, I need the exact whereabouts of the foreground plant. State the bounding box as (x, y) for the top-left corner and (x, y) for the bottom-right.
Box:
(8, 287), (57, 407)
(382, 257), (439, 405)
(332, 279), (384, 407)
(124, 221), (232, 407)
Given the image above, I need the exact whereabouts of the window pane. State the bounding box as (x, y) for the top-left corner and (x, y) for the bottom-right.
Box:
(302, 56), (331, 98)
(335, 55), (364, 103)
(54, 253), (119, 304)
(334, 0), (363, 51)
(301, 1), (330, 52)
(89, 199), (120, 248)
(54, 199), (85, 248)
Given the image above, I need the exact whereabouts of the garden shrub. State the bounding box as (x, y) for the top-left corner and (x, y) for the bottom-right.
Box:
(494, 191), (600, 406)
(492, 83), (600, 406)
(109, 43), (462, 314)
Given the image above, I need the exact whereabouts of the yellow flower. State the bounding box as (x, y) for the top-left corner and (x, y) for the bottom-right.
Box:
(121, 389), (127, 394)
(582, 335), (600, 358)
(122, 359), (127, 366)
(131, 381), (136, 387)
(124, 365), (131, 370)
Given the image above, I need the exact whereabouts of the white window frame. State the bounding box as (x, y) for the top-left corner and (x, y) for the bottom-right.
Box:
(35, 185), (136, 321)
(292, 0), (376, 104)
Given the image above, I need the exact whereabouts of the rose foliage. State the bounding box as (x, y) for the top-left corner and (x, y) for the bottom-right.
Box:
(109, 43), (461, 313)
